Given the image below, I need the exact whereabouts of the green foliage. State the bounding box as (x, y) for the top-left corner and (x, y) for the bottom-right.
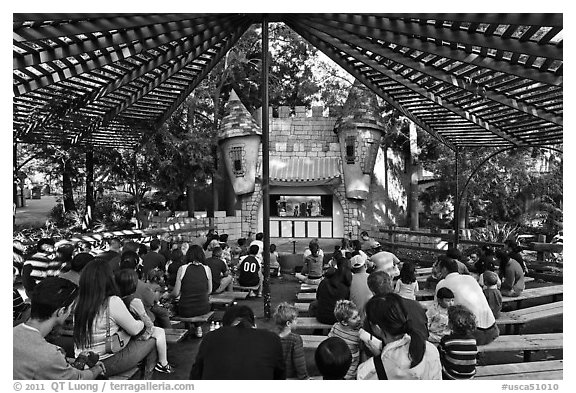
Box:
(470, 220), (520, 243)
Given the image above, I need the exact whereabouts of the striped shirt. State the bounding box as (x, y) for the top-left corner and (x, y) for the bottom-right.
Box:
(280, 332), (308, 379)
(13, 288), (27, 320)
(328, 322), (360, 380)
(21, 253), (63, 296)
(438, 333), (478, 379)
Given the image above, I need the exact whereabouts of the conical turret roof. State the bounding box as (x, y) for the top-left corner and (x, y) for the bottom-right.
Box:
(334, 79), (385, 133)
(218, 89), (262, 141)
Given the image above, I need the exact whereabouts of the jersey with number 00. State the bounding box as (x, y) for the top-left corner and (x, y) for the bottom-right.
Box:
(239, 256), (260, 287)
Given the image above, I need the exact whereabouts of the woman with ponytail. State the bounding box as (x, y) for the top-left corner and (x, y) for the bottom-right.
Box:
(357, 293), (441, 380)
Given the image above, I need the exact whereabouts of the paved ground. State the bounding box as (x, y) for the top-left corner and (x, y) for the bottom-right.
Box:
(14, 194), (60, 228)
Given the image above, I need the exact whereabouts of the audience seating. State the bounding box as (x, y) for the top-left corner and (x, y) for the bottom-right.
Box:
(475, 360), (562, 380)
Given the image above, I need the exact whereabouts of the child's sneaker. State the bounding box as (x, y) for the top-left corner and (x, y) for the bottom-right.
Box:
(196, 326), (203, 338)
(155, 362), (174, 374)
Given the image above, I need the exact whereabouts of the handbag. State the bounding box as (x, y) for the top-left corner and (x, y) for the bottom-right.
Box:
(104, 299), (128, 354)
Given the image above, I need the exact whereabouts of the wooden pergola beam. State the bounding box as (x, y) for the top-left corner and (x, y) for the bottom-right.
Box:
(369, 13), (563, 28)
(13, 15), (234, 69)
(305, 16), (562, 86)
(300, 20), (562, 126)
(13, 14), (212, 41)
(293, 21), (524, 147)
(286, 18), (455, 150)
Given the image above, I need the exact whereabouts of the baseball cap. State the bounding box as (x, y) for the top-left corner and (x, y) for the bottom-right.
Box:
(350, 254), (366, 269)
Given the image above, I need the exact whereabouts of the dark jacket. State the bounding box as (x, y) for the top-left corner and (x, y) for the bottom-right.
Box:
(189, 326), (285, 380)
(315, 271), (350, 324)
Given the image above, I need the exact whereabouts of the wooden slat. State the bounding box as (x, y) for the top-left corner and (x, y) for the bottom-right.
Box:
(475, 360), (563, 380)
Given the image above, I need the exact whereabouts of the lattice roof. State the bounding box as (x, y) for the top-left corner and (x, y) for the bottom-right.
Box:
(13, 13), (562, 150)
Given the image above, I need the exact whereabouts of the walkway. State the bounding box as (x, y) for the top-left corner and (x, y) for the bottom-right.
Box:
(14, 195), (59, 228)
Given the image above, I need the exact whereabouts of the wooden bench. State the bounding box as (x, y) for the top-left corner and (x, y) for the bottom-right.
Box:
(209, 296), (235, 307)
(301, 333), (563, 362)
(212, 291), (250, 300)
(296, 293), (316, 302)
(292, 317), (332, 333)
(475, 360), (563, 380)
(415, 289), (435, 300)
(233, 284), (260, 292)
(165, 328), (189, 344)
(295, 302), (309, 314)
(419, 285), (564, 311)
(171, 311), (215, 332)
(497, 301), (563, 335)
(299, 283), (319, 293)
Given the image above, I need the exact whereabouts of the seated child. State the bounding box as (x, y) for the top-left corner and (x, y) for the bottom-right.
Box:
(115, 269), (174, 373)
(482, 271), (503, 319)
(439, 305), (478, 380)
(269, 244), (281, 277)
(394, 261), (419, 300)
(327, 300), (362, 379)
(315, 337), (352, 380)
(426, 287), (455, 344)
(273, 302), (308, 379)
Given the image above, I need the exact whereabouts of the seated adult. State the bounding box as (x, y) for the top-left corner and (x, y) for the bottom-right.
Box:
(357, 294), (441, 380)
(496, 249), (525, 297)
(314, 267), (350, 325)
(189, 305), (285, 379)
(475, 245), (497, 274)
(141, 239), (166, 277)
(21, 238), (62, 298)
(59, 252), (94, 286)
(504, 239), (529, 274)
(166, 245), (212, 335)
(446, 248), (471, 275)
(249, 232), (265, 261)
(295, 241), (324, 285)
(205, 247), (233, 293)
(359, 231), (381, 256)
(120, 251), (171, 329)
(349, 255), (372, 317)
(73, 259), (157, 379)
(238, 245), (263, 297)
(365, 271), (428, 341)
(167, 243), (188, 287)
(435, 258), (499, 345)
(14, 277), (105, 380)
(371, 251), (401, 279)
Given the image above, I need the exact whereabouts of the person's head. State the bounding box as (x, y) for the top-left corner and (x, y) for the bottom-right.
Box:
(108, 237), (122, 252)
(70, 252), (94, 273)
(231, 246), (242, 258)
(309, 241), (319, 256)
(483, 270), (499, 287)
(333, 300), (361, 329)
(504, 239), (520, 253)
(115, 269), (139, 298)
(437, 255), (459, 278)
(436, 287), (455, 309)
(495, 248), (510, 271)
(365, 294), (426, 368)
(273, 302), (298, 331)
(219, 234), (229, 243)
(448, 305), (477, 336)
(314, 337), (352, 380)
(222, 305), (256, 328)
(248, 244), (259, 256)
(37, 238), (55, 254)
(350, 239), (362, 251)
(181, 242), (190, 255)
(56, 242), (75, 263)
(237, 238), (246, 247)
(212, 246), (222, 258)
(367, 270), (393, 296)
(469, 253), (479, 263)
(270, 244), (276, 253)
(360, 231), (369, 240)
(341, 237), (350, 250)
(255, 232), (264, 241)
(138, 243), (148, 257)
(78, 241), (92, 253)
(446, 247), (463, 262)
(119, 251), (139, 270)
(186, 245), (206, 264)
(30, 277), (78, 324)
(371, 251), (400, 278)
(350, 254), (366, 273)
(481, 245), (494, 257)
(399, 261), (416, 284)
(74, 259), (118, 348)
(122, 241), (140, 254)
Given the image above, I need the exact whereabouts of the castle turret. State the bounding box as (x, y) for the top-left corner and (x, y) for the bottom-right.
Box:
(218, 90), (262, 195)
(334, 80), (385, 200)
